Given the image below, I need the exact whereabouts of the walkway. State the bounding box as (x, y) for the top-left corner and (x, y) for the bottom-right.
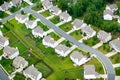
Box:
(105, 51), (118, 57)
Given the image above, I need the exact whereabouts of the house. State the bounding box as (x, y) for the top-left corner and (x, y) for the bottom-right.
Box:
(55, 44), (71, 57)
(81, 25), (96, 38)
(0, 30), (3, 36)
(84, 65), (100, 79)
(49, 6), (62, 15)
(42, 0), (53, 10)
(103, 10), (113, 20)
(106, 4), (118, 13)
(59, 11), (72, 22)
(72, 19), (86, 30)
(25, 20), (37, 29)
(23, 65), (42, 80)
(0, 2), (12, 11)
(109, 38), (120, 52)
(13, 56), (28, 69)
(3, 46), (19, 59)
(97, 30), (112, 43)
(11, 0), (22, 6)
(32, 26), (47, 38)
(15, 14), (28, 24)
(118, 17), (120, 23)
(42, 36), (57, 48)
(0, 36), (9, 47)
(70, 51), (89, 66)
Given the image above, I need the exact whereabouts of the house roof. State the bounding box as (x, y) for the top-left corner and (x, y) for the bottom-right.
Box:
(23, 65), (42, 80)
(55, 44), (70, 53)
(43, 36), (56, 45)
(97, 30), (111, 43)
(25, 20), (36, 26)
(3, 46), (18, 56)
(72, 19), (83, 29)
(104, 10), (113, 16)
(108, 4), (118, 10)
(13, 56), (28, 68)
(70, 51), (85, 61)
(109, 39), (120, 51)
(42, 0), (53, 8)
(59, 12), (71, 20)
(16, 14), (28, 20)
(49, 6), (61, 14)
(0, 2), (10, 10)
(0, 36), (8, 45)
(12, 0), (22, 5)
(84, 65), (99, 75)
(33, 26), (44, 34)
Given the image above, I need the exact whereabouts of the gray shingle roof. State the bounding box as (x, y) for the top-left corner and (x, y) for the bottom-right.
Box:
(43, 36), (55, 45)
(0, 36), (8, 45)
(33, 26), (44, 34)
(49, 6), (61, 14)
(72, 19), (83, 29)
(42, 0), (53, 8)
(0, 2), (10, 10)
(59, 12), (71, 20)
(12, 0), (22, 5)
(108, 4), (118, 10)
(16, 14), (28, 20)
(104, 10), (113, 16)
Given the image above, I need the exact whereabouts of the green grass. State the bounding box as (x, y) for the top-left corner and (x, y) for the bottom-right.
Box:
(1, 25), (10, 34)
(37, 21), (49, 31)
(83, 36), (100, 47)
(109, 53), (120, 64)
(14, 72), (25, 80)
(41, 10), (51, 17)
(61, 40), (72, 47)
(0, 57), (14, 74)
(21, 1), (29, 7)
(70, 30), (83, 40)
(0, 50), (3, 56)
(98, 43), (112, 54)
(50, 16), (60, 24)
(35, 61), (52, 78)
(9, 6), (20, 13)
(29, 14), (36, 20)
(115, 67), (120, 75)
(32, 3), (42, 11)
(48, 32), (60, 41)
(59, 22), (73, 32)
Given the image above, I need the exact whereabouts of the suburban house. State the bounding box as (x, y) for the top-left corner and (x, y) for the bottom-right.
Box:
(49, 6), (62, 15)
(0, 36), (9, 47)
(0, 30), (3, 36)
(106, 4), (118, 13)
(11, 0), (22, 6)
(3, 46), (19, 59)
(15, 14), (28, 24)
(42, 36), (57, 48)
(103, 10), (113, 20)
(70, 51), (89, 66)
(55, 44), (71, 57)
(23, 65), (42, 80)
(109, 38), (120, 52)
(97, 30), (112, 43)
(42, 0), (53, 10)
(25, 20), (37, 29)
(32, 26), (47, 38)
(81, 25), (96, 38)
(59, 11), (72, 22)
(84, 65), (100, 79)
(118, 17), (120, 23)
(0, 2), (12, 11)
(72, 19), (86, 30)
(12, 56), (28, 69)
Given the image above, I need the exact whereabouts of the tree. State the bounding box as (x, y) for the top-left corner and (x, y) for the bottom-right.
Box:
(66, 41), (71, 47)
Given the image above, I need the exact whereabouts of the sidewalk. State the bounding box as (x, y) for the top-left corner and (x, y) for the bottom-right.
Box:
(23, 0), (33, 5)
(37, 9), (46, 13)
(92, 42), (103, 49)
(55, 21), (66, 27)
(46, 15), (55, 20)
(113, 63), (120, 68)
(105, 51), (118, 57)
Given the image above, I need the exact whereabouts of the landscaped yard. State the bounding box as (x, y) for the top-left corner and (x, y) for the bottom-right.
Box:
(61, 40), (73, 47)
(115, 67), (120, 75)
(48, 32), (60, 41)
(41, 10), (51, 17)
(13, 72), (25, 80)
(70, 30), (83, 40)
(50, 16), (60, 24)
(37, 21), (49, 31)
(21, 1), (29, 7)
(32, 3), (42, 11)
(1, 25), (10, 34)
(29, 14), (36, 20)
(59, 22), (73, 32)
(109, 53), (120, 64)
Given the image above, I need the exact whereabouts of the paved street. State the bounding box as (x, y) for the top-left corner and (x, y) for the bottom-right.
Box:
(23, 8), (115, 80)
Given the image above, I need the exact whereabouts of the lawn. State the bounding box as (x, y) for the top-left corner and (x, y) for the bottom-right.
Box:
(9, 6), (20, 13)
(29, 14), (36, 20)
(0, 11), (9, 18)
(35, 61), (53, 78)
(49, 16), (60, 24)
(59, 22), (73, 32)
(115, 67), (120, 75)
(0, 50), (3, 56)
(13, 72), (25, 80)
(1, 25), (10, 34)
(48, 32), (60, 41)
(0, 57), (14, 74)
(83, 36), (100, 47)
(21, 1), (29, 7)
(41, 10), (51, 17)
(109, 53), (120, 64)
(37, 21), (49, 31)
(98, 43), (112, 54)
(70, 30), (83, 40)
(32, 3), (42, 11)
(61, 40), (73, 47)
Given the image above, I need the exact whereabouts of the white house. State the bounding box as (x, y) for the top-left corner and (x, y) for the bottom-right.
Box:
(55, 44), (71, 57)
(59, 11), (72, 22)
(72, 19), (86, 30)
(49, 6), (62, 15)
(3, 46), (19, 59)
(118, 17), (120, 23)
(70, 51), (89, 66)
(109, 38), (120, 52)
(81, 25), (96, 38)
(15, 14), (28, 24)
(0, 30), (3, 36)
(42, 0), (53, 10)
(42, 36), (57, 48)
(13, 56), (28, 69)
(32, 26), (47, 38)
(106, 4), (118, 13)
(103, 10), (113, 20)
(0, 2), (12, 11)
(25, 20), (37, 29)
(84, 65), (100, 79)
(23, 65), (42, 80)
(97, 30), (112, 43)
(11, 0), (22, 6)
(0, 36), (9, 47)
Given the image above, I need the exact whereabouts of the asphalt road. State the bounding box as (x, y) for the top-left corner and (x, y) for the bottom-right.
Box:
(23, 8), (115, 80)
(0, 67), (9, 80)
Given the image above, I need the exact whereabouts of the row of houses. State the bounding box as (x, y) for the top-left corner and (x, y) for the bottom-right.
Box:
(0, 0), (22, 11)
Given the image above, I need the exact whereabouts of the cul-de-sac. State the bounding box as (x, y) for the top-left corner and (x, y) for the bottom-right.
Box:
(0, 0), (120, 80)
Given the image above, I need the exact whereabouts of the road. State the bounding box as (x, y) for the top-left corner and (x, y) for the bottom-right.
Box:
(0, 67), (9, 80)
(23, 8), (115, 80)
